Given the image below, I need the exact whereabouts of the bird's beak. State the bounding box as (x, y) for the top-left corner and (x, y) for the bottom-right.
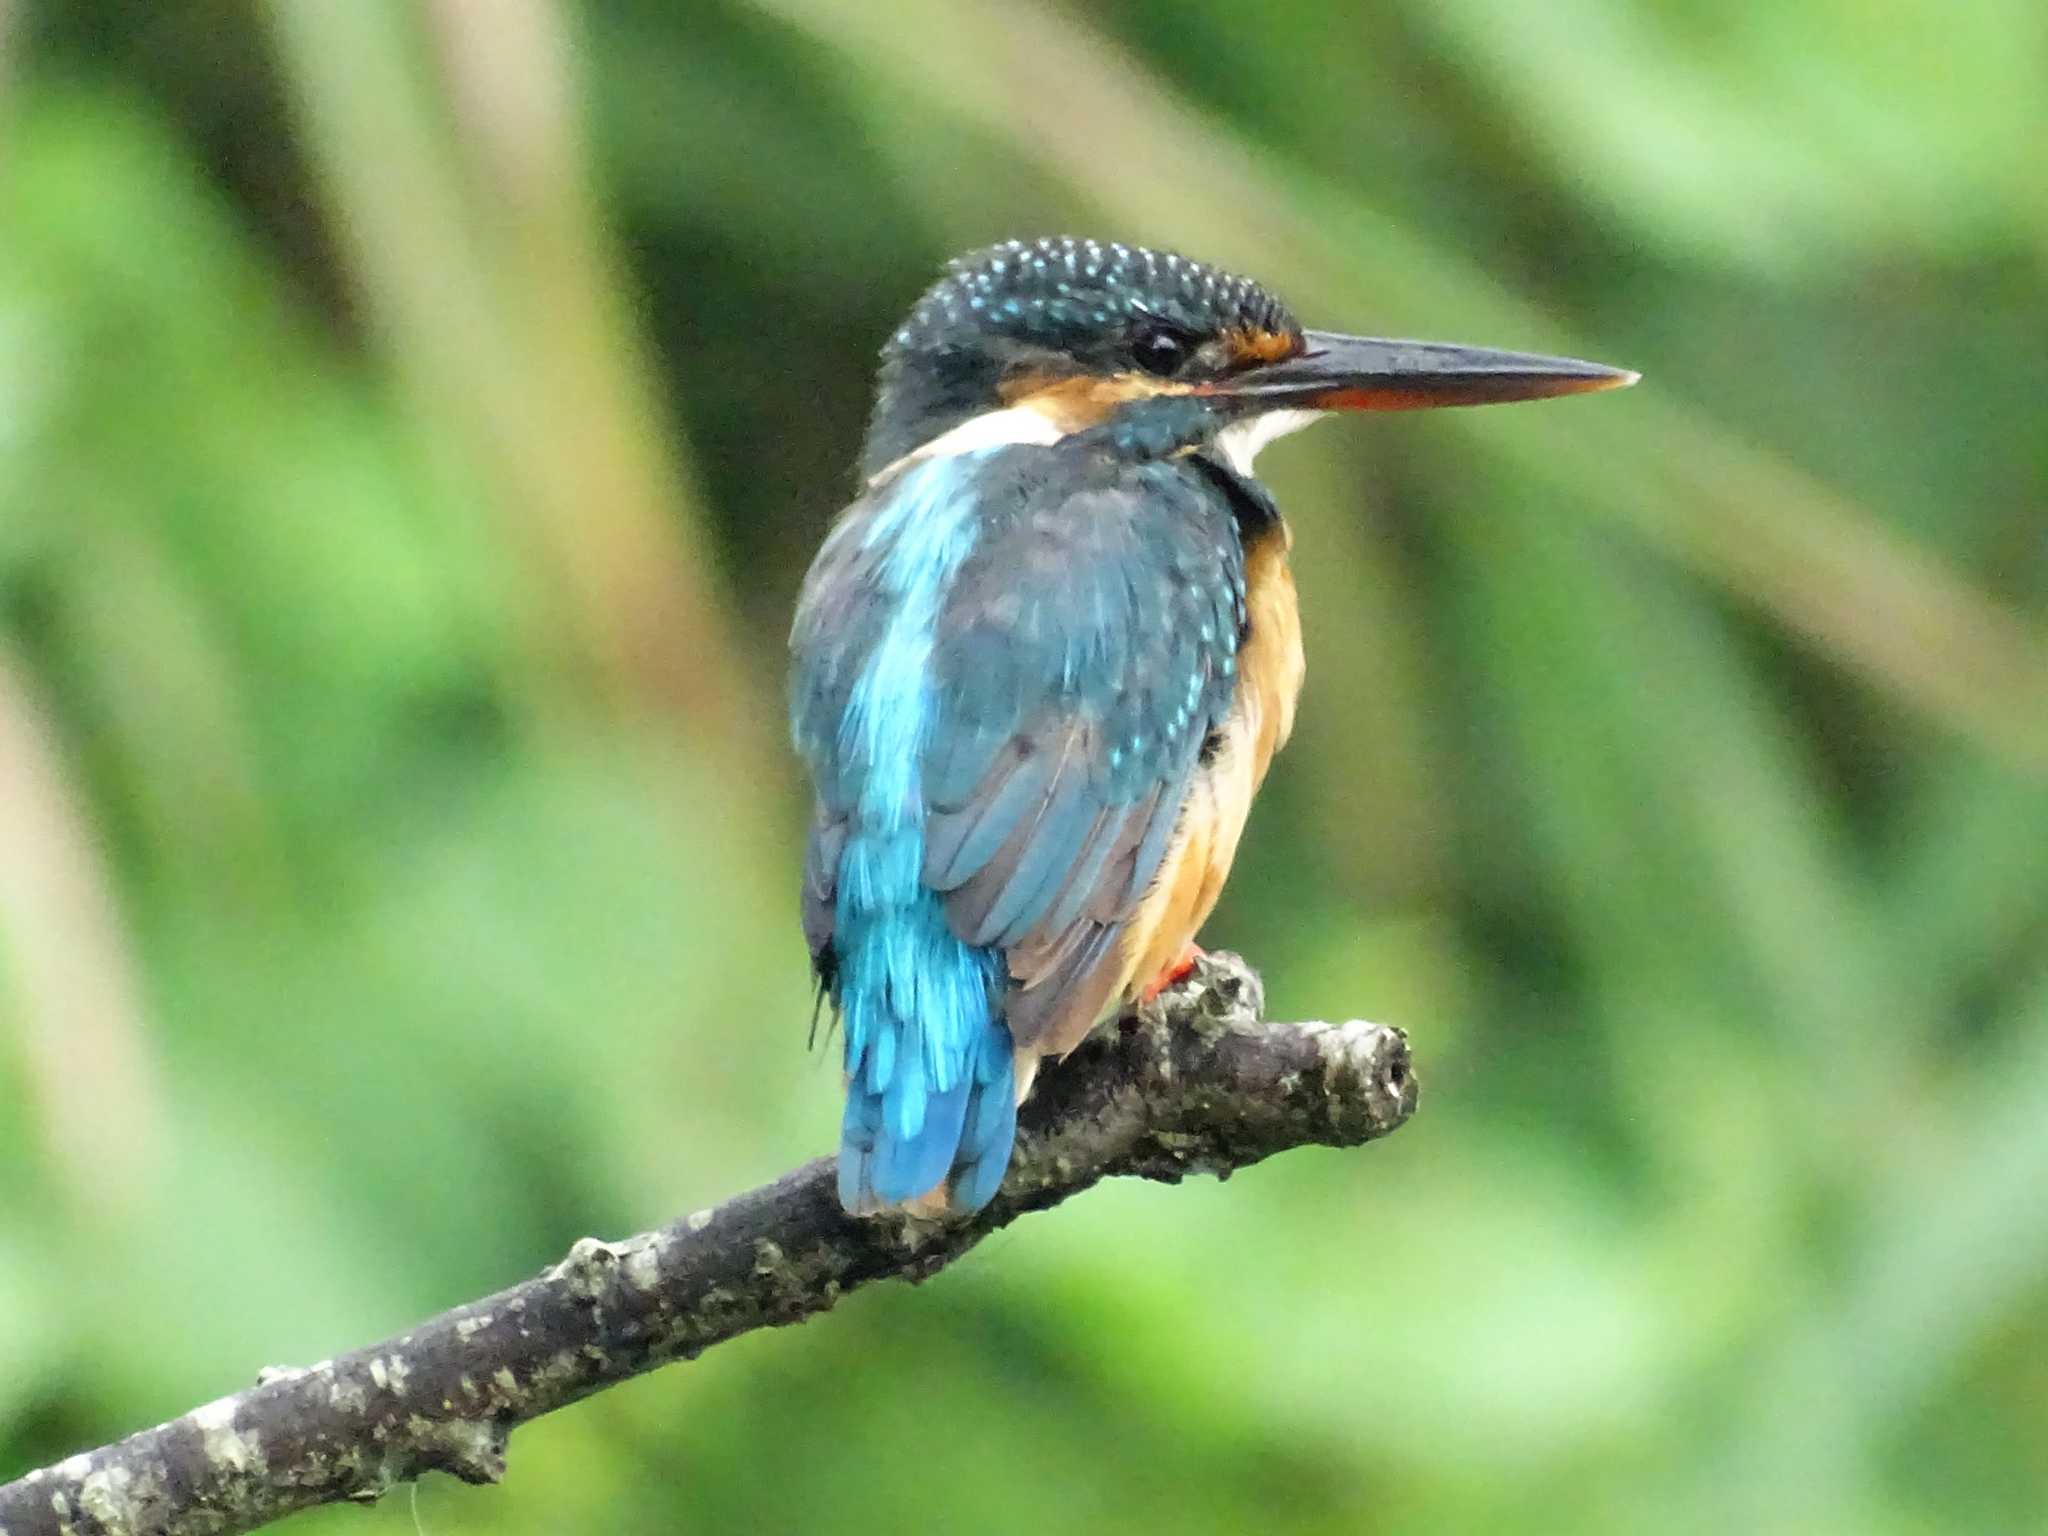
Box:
(1216, 330), (1638, 411)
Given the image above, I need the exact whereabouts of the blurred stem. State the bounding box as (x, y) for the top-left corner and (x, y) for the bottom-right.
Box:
(0, 647), (160, 1217)
(1712, 969), (2048, 1524)
(0, 0), (15, 110)
(1267, 441), (1455, 904)
(267, 0), (774, 780)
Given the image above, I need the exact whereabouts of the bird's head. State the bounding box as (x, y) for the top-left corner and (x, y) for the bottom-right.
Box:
(861, 236), (1635, 480)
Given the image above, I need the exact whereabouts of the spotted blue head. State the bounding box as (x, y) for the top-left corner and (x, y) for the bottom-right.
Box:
(861, 235), (1635, 479)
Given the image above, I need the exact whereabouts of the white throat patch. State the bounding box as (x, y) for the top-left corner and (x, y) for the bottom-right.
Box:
(1214, 409), (1324, 475)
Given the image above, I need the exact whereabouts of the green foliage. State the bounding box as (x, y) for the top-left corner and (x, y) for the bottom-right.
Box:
(3, 2), (2045, 1531)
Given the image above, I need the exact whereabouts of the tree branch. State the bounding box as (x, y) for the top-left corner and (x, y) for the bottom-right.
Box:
(0, 952), (1416, 1536)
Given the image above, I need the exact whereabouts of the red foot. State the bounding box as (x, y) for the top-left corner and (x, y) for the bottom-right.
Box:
(1140, 942), (1205, 1003)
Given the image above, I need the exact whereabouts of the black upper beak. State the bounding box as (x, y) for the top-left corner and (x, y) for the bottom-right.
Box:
(1215, 330), (1638, 411)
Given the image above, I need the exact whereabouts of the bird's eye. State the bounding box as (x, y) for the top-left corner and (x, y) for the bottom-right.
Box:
(1131, 327), (1193, 377)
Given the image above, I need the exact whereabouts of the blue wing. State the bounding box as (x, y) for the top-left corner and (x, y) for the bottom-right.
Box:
(791, 445), (1246, 1212)
(920, 456), (1247, 1052)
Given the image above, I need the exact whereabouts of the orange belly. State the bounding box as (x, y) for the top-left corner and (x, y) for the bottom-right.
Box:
(1115, 523), (1304, 1002)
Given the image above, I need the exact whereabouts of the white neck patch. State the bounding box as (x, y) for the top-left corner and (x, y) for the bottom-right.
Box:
(875, 401), (1327, 485)
(1214, 409), (1324, 475)
(873, 404), (1067, 484)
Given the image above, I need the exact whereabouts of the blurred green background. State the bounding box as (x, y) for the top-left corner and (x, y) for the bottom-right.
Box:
(3, 1), (2046, 1531)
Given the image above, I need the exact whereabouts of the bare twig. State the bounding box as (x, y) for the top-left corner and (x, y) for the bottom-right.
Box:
(0, 953), (1416, 1536)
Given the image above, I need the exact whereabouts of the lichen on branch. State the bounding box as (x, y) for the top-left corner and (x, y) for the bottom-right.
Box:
(0, 952), (1416, 1536)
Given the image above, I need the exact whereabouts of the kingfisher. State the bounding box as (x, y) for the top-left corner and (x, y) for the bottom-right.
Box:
(791, 237), (1634, 1217)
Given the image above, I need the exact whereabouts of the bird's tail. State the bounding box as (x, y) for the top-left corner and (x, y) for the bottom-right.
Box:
(835, 884), (1015, 1216)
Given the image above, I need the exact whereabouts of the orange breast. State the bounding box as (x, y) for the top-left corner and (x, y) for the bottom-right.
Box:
(1116, 523), (1304, 1001)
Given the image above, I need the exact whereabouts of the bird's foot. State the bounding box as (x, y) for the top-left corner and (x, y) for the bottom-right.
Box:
(1126, 947), (1262, 1044)
(1140, 942), (1206, 1003)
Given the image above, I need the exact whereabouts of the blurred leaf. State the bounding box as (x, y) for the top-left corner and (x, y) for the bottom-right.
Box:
(4, 0), (2046, 1529)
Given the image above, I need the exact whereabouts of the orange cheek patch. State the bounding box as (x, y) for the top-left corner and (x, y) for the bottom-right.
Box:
(1225, 327), (1303, 367)
(1003, 371), (1189, 433)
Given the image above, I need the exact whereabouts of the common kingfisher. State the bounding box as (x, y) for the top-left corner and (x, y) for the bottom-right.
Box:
(791, 237), (1634, 1216)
